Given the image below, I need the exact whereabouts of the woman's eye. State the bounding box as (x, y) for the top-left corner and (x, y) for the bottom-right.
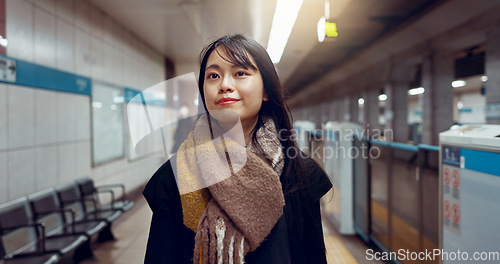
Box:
(236, 71), (247, 77)
(207, 73), (219, 79)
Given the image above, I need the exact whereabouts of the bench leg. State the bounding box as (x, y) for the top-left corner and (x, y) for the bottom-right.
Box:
(97, 224), (116, 242)
(73, 239), (93, 263)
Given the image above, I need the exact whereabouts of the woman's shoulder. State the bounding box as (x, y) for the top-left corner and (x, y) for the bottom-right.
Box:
(298, 154), (333, 202)
(144, 157), (176, 191)
(143, 156), (181, 214)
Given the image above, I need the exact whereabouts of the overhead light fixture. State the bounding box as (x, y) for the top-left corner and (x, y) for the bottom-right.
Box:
(378, 94), (387, 101)
(481, 75), (488, 82)
(317, 17), (326, 43)
(267, 0), (304, 63)
(452, 80), (466, 88)
(358, 98), (365, 105)
(408, 87), (425, 95)
(317, 18), (339, 42)
(317, 0), (338, 42)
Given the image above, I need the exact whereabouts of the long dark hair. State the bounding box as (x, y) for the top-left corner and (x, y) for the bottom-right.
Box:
(198, 34), (324, 263)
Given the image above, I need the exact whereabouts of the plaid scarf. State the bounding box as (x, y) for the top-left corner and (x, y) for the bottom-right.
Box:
(176, 114), (285, 264)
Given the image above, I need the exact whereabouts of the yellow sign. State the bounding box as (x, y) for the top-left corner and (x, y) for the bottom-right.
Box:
(317, 17), (338, 42)
(325, 21), (338, 38)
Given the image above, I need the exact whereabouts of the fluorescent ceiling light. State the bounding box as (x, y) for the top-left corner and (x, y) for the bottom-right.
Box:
(408, 87), (425, 95)
(267, 0), (304, 63)
(481, 75), (488, 82)
(378, 94), (387, 101)
(317, 17), (326, 43)
(358, 98), (365, 105)
(452, 80), (466, 88)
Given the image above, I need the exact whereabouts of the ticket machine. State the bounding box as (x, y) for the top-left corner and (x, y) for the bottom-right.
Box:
(439, 125), (500, 263)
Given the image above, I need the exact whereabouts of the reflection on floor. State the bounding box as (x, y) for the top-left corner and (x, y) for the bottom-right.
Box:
(323, 221), (359, 263)
(322, 216), (385, 264)
(371, 201), (439, 264)
(80, 196), (151, 264)
(80, 194), (379, 264)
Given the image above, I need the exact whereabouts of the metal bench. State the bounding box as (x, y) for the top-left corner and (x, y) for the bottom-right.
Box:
(55, 182), (122, 242)
(75, 177), (134, 212)
(1, 254), (59, 264)
(28, 188), (107, 239)
(0, 197), (87, 263)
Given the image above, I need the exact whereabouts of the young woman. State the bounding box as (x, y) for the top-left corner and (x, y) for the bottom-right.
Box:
(143, 34), (332, 264)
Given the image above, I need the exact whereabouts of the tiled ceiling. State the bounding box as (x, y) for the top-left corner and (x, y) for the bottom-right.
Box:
(283, 0), (441, 96)
(89, 0), (441, 97)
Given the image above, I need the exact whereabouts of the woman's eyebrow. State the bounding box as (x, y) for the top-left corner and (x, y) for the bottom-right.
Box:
(206, 63), (249, 71)
(206, 64), (220, 71)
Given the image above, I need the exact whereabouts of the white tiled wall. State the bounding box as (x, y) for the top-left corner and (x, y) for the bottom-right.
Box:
(35, 146), (58, 190)
(56, 19), (74, 72)
(58, 143), (77, 182)
(75, 96), (91, 140)
(1, 0), (166, 204)
(75, 141), (91, 176)
(0, 153), (7, 202)
(6, 0), (34, 61)
(34, 6), (56, 68)
(74, 29), (90, 76)
(8, 149), (36, 199)
(56, 93), (74, 143)
(8, 85), (36, 149)
(35, 89), (58, 145)
(0, 84), (7, 150)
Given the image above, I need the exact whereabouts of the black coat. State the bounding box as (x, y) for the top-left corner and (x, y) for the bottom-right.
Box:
(143, 154), (332, 264)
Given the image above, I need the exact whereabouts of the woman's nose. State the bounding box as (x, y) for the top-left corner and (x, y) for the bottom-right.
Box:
(219, 76), (235, 93)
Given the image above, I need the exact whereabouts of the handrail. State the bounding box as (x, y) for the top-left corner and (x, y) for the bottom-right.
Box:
(390, 142), (419, 152)
(418, 144), (439, 152)
(369, 139), (389, 147)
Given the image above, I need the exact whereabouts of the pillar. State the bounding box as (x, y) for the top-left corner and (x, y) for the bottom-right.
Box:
(320, 101), (329, 125)
(349, 94), (359, 124)
(385, 65), (414, 143)
(421, 50), (454, 145)
(311, 105), (321, 129)
(391, 81), (410, 142)
(340, 97), (349, 121)
(485, 26), (500, 124)
(363, 89), (380, 136)
(330, 99), (340, 122)
(343, 96), (350, 121)
(336, 98), (344, 122)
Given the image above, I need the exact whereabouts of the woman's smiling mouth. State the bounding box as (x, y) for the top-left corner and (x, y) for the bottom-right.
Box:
(217, 98), (240, 105)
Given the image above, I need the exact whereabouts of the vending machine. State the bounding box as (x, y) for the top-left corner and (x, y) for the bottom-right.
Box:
(439, 125), (500, 263)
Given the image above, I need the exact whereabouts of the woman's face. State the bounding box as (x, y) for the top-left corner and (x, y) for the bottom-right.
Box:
(203, 47), (267, 127)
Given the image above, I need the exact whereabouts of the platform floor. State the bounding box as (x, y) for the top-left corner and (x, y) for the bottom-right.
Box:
(80, 195), (381, 264)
